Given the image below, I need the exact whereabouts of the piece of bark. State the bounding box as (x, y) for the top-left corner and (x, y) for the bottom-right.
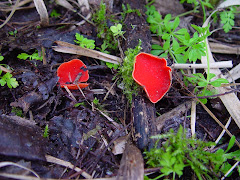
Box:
(0, 114), (47, 161)
(209, 42), (240, 55)
(116, 141), (144, 180)
(155, 101), (192, 132)
(121, 0), (156, 150)
(132, 94), (157, 149)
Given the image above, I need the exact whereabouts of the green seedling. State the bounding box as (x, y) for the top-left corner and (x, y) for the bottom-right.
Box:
(0, 72), (19, 88)
(17, 50), (43, 61)
(220, 7), (236, 33)
(74, 33), (95, 49)
(0, 55), (19, 88)
(50, 9), (61, 18)
(11, 107), (23, 117)
(121, 3), (141, 19)
(96, 41), (110, 54)
(96, 41), (119, 69)
(43, 124), (49, 138)
(144, 126), (240, 180)
(187, 72), (229, 103)
(74, 102), (86, 107)
(106, 62), (118, 70)
(8, 29), (17, 36)
(110, 24), (125, 39)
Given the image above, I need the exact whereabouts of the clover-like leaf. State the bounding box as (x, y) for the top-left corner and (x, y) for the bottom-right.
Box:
(210, 78), (229, 87)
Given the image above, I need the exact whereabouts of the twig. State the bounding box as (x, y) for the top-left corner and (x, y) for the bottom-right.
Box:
(221, 161), (240, 180)
(209, 42), (240, 55)
(0, 0), (20, 29)
(45, 155), (92, 179)
(172, 61), (232, 69)
(213, 117), (232, 148)
(63, 85), (77, 101)
(0, 65), (12, 73)
(0, 162), (40, 178)
(190, 100), (196, 136)
(52, 41), (122, 64)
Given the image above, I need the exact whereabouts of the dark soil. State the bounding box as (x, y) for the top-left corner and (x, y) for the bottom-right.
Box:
(0, 0), (240, 179)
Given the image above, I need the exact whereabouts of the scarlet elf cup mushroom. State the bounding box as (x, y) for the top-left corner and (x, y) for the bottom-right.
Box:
(132, 53), (172, 103)
(57, 59), (89, 90)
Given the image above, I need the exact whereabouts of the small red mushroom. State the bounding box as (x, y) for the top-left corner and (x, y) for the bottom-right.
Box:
(57, 59), (89, 90)
(132, 52), (172, 103)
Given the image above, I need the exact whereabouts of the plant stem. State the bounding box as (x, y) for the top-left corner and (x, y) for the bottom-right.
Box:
(204, 39), (210, 83)
(200, 0), (206, 22)
(171, 6), (199, 20)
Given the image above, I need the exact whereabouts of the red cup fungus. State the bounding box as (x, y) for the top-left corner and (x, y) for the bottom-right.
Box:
(132, 52), (172, 103)
(57, 59), (89, 90)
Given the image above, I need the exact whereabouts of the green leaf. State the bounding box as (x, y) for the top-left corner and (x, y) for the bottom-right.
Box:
(162, 33), (170, 40)
(198, 81), (208, 87)
(1, 72), (19, 88)
(210, 78), (229, 87)
(172, 17), (180, 31)
(0, 78), (6, 86)
(175, 28), (188, 35)
(151, 49), (164, 56)
(0, 55), (4, 61)
(106, 62), (118, 69)
(226, 136), (235, 153)
(74, 33), (95, 49)
(208, 73), (216, 80)
(220, 10), (235, 33)
(151, 44), (163, 50)
(163, 39), (170, 50)
(164, 14), (172, 32)
(17, 53), (30, 60)
(172, 37), (179, 51)
(174, 46), (187, 54)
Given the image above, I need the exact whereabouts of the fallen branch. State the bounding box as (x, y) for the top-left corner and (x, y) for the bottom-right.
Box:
(52, 41), (122, 64)
(172, 61), (232, 69)
(45, 155), (92, 179)
(209, 42), (240, 55)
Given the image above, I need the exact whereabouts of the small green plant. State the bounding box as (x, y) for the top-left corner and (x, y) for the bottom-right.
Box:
(220, 7), (236, 33)
(74, 102), (86, 107)
(121, 3), (141, 20)
(43, 124), (49, 138)
(17, 50), (43, 61)
(50, 9), (61, 18)
(74, 33), (95, 49)
(96, 41), (110, 54)
(110, 24), (125, 39)
(11, 107), (23, 117)
(92, 97), (105, 111)
(186, 72), (228, 103)
(146, 4), (230, 103)
(8, 29), (17, 36)
(117, 40), (142, 102)
(96, 41), (119, 69)
(0, 55), (19, 88)
(146, 7), (211, 63)
(92, 1), (118, 50)
(0, 72), (19, 88)
(144, 126), (240, 180)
